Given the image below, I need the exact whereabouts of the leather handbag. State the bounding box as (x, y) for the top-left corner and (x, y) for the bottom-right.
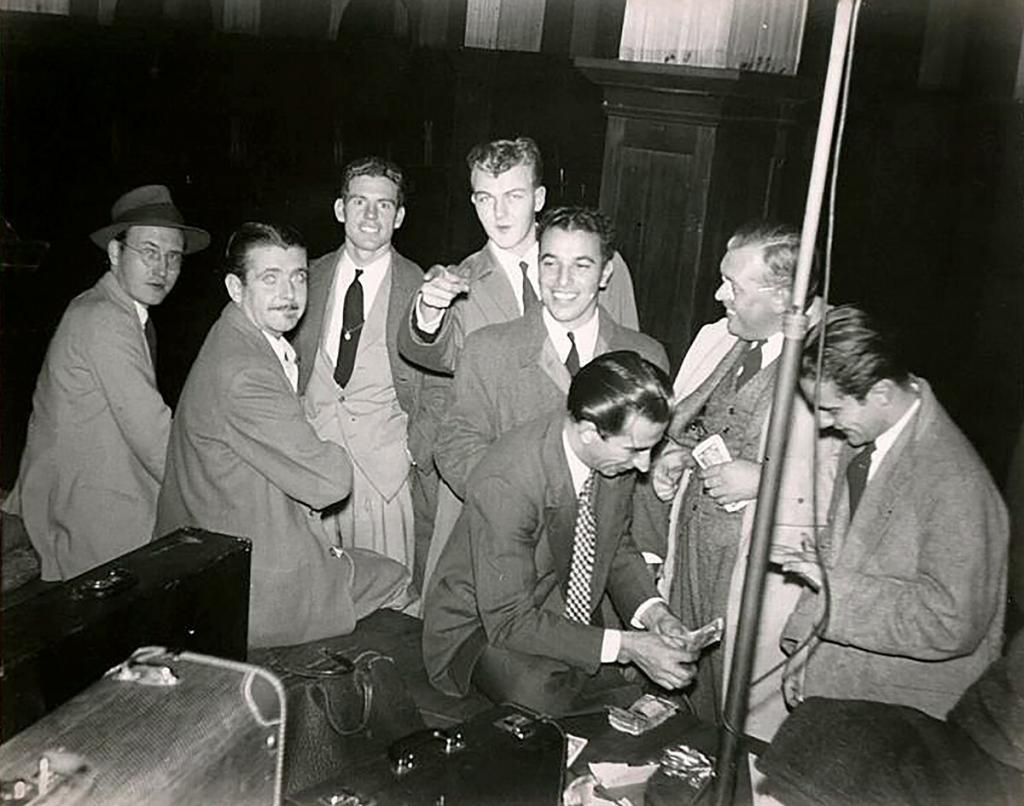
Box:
(252, 643), (425, 795)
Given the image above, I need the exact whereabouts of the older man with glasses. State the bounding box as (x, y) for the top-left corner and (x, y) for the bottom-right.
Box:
(2, 184), (209, 579)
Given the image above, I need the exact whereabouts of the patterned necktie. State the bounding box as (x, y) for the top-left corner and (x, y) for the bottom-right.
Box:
(334, 268), (363, 387)
(846, 441), (875, 518)
(144, 317), (157, 369)
(565, 471), (597, 624)
(519, 260), (539, 313)
(565, 331), (580, 377)
(735, 339), (764, 390)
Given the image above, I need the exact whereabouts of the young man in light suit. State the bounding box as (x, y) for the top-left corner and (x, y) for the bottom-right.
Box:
(291, 157), (448, 585)
(3, 185), (208, 579)
(782, 304), (1008, 719)
(157, 222), (409, 647)
(423, 351), (698, 716)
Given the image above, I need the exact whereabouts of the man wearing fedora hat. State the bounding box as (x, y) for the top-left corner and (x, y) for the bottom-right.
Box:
(3, 184), (209, 580)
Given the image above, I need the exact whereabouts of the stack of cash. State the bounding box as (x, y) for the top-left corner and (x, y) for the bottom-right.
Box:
(608, 694), (679, 735)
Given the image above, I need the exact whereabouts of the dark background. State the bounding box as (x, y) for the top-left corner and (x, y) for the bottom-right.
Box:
(2, 0), (1022, 500)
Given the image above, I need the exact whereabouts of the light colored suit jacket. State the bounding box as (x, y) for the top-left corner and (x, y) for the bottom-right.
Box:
(292, 247), (449, 470)
(783, 377), (1009, 719)
(156, 303), (406, 647)
(422, 413), (657, 697)
(5, 271), (170, 579)
(434, 305), (668, 500)
(398, 243), (639, 375)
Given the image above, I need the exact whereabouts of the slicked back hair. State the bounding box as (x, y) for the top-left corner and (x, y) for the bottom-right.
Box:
(727, 220), (819, 300)
(539, 206), (616, 265)
(466, 136), (543, 187)
(568, 351), (672, 438)
(224, 222), (306, 283)
(339, 156), (406, 208)
(802, 304), (911, 400)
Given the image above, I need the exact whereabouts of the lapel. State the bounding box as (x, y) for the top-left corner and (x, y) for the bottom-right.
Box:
(296, 248), (342, 389)
(837, 396), (923, 564)
(515, 307), (570, 394)
(468, 244), (522, 322)
(588, 473), (626, 601)
(667, 340), (747, 441)
(386, 250), (418, 368)
(594, 307), (615, 355)
(539, 415), (579, 583)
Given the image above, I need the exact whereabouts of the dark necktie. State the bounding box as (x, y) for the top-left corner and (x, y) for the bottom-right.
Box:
(735, 339), (765, 390)
(565, 332), (580, 377)
(334, 269), (364, 388)
(846, 441), (875, 518)
(144, 317), (157, 370)
(519, 260), (539, 313)
(565, 471), (597, 624)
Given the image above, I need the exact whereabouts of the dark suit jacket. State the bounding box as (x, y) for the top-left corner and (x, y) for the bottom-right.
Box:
(422, 413), (658, 697)
(783, 378), (1008, 718)
(397, 243), (638, 375)
(434, 305), (668, 500)
(292, 246), (448, 470)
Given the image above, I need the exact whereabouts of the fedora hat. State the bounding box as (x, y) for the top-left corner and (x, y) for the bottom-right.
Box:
(90, 184), (210, 254)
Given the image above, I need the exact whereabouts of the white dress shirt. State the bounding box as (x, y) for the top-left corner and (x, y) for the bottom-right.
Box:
(542, 306), (600, 366)
(867, 388), (921, 481)
(323, 247), (391, 365)
(262, 331), (299, 392)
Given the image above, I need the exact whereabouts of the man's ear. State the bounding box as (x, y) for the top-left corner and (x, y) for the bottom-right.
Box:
(394, 205), (406, 231)
(533, 184), (547, 213)
(867, 378), (897, 406)
(225, 273), (244, 306)
(577, 419), (600, 445)
(107, 239), (121, 268)
(333, 198), (346, 224)
(599, 258), (614, 291)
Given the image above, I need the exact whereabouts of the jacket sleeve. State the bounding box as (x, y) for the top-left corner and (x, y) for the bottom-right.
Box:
(83, 302), (170, 482)
(396, 291), (465, 375)
(470, 475), (604, 673)
(433, 337), (496, 500)
(223, 362), (353, 511)
(822, 465), (1008, 660)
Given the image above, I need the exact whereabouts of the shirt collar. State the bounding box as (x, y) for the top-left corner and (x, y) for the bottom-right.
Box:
(488, 238), (538, 310)
(561, 426), (593, 497)
(342, 245), (392, 276)
(133, 300), (148, 327)
(542, 306), (600, 365)
(261, 330), (297, 367)
(760, 331), (784, 368)
(870, 385), (921, 475)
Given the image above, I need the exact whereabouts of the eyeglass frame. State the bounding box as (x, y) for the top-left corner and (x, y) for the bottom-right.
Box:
(120, 240), (184, 271)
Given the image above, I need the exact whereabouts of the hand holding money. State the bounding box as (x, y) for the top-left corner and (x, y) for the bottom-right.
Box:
(698, 459), (761, 508)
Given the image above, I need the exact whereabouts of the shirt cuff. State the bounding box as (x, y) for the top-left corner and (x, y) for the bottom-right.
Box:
(414, 293), (445, 334)
(640, 551), (663, 566)
(631, 597), (666, 629)
(601, 628), (622, 663)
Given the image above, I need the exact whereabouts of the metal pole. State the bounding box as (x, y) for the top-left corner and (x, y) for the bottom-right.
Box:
(712, 2), (856, 804)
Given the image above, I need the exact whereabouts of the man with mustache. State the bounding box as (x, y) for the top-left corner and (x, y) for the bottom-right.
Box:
(157, 222), (410, 647)
(293, 157), (448, 585)
(3, 185), (208, 579)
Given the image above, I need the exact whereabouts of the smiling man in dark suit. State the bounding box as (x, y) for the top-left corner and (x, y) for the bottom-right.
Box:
(423, 351), (697, 716)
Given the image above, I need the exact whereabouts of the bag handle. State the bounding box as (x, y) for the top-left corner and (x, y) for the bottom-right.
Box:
(310, 650), (391, 737)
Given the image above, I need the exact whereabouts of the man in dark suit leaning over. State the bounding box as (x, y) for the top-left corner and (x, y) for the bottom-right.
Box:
(435, 206), (667, 502)
(423, 352), (698, 716)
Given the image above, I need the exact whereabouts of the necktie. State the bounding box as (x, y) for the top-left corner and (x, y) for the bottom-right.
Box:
(143, 317), (157, 369)
(334, 269), (363, 388)
(520, 260), (539, 314)
(565, 332), (580, 377)
(846, 441), (875, 518)
(735, 339), (764, 390)
(565, 472), (597, 624)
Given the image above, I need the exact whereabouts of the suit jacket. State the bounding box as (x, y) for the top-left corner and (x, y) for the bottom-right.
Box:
(422, 413), (658, 697)
(434, 305), (668, 500)
(156, 303), (402, 647)
(292, 246), (448, 470)
(783, 377), (1009, 719)
(4, 271), (170, 580)
(398, 243), (639, 375)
